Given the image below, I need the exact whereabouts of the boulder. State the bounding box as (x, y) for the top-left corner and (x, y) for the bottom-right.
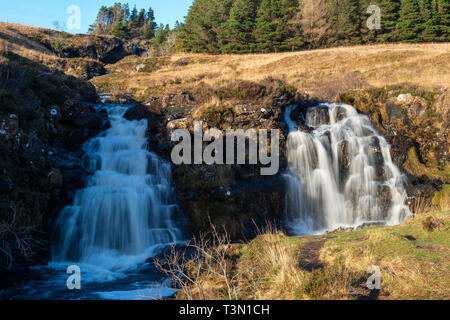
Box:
(338, 140), (351, 188)
(123, 104), (155, 121)
(376, 185), (392, 216)
(306, 106), (330, 126)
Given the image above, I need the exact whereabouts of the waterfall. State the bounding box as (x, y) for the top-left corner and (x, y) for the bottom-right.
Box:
(284, 103), (411, 235)
(53, 105), (183, 269)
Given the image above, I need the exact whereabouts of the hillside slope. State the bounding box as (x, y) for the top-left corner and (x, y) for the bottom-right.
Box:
(91, 43), (450, 100)
(0, 22), (152, 80)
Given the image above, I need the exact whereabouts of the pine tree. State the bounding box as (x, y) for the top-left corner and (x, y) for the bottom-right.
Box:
(178, 0), (233, 53)
(176, 0), (444, 53)
(110, 22), (128, 39)
(141, 7), (157, 39)
(436, 0), (450, 40)
(154, 24), (167, 45)
(397, 0), (424, 41)
(220, 0), (259, 53)
(327, 0), (362, 45)
(376, 0), (401, 42)
(130, 6), (138, 21)
(254, 0), (288, 52)
(419, 0), (440, 41)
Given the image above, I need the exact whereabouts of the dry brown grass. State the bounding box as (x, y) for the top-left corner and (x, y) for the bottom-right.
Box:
(2, 22), (448, 98)
(321, 211), (450, 300)
(160, 211), (450, 300)
(0, 22), (60, 65)
(91, 43), (450, 100)
(236, 230), (307, 300)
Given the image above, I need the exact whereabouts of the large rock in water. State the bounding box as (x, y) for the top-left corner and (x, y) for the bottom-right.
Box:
(306, 106), (330, 126)
(365, 136), (385, 181)
(123, 104), (165, 134)
(337, 140), (351, 189)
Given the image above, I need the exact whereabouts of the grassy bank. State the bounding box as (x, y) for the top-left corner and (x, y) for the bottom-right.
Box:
(159, 210), (449, 300)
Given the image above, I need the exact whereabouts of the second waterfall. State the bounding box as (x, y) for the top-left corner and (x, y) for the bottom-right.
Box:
(53, 104), (183, 269)
(285, 103), (411, 235)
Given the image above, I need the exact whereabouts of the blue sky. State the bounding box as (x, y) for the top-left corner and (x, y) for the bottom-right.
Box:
(0, 1), (194, 33)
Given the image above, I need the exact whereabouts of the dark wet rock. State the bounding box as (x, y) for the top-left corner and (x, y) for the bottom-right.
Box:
(385, 100), (404, 123)
(0, 114), (19, 140)
(124, 104), (156, 121)
(366, 137), (385, 181)
(376, 185), (392, 216)
(66, 128), (91, 147)
(289, 106), (305, 123)
(334, 106), (347, 122)
(56, 36), (127, 64)
(338, 140), (351, 188)
(47, 168), (63, 189)
(73, 110), (101, 129)
(63, 58), (106, 80)
(300, 99), (321, 109)
(173, 164), (287, 240)
(321, 130), (332, 147)
(388, 135), (415, 168)
(124, 104), (165, 135)
(23, 133), (46, 163)
(62, 100), (102, 130)
(97, 109), (110, 131)
(306, 106), (330, 126)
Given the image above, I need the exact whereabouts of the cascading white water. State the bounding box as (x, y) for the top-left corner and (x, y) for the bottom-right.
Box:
(53, 105), (183, 269)
(285, 102), (411, 235)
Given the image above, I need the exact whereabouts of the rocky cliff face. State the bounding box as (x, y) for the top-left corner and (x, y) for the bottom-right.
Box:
(0, 51), (108, 274)
(123, 79), (299, 238)
(123, 82), (448, 237)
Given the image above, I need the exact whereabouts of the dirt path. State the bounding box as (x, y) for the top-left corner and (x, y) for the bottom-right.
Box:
(297, 237), (329, 272)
